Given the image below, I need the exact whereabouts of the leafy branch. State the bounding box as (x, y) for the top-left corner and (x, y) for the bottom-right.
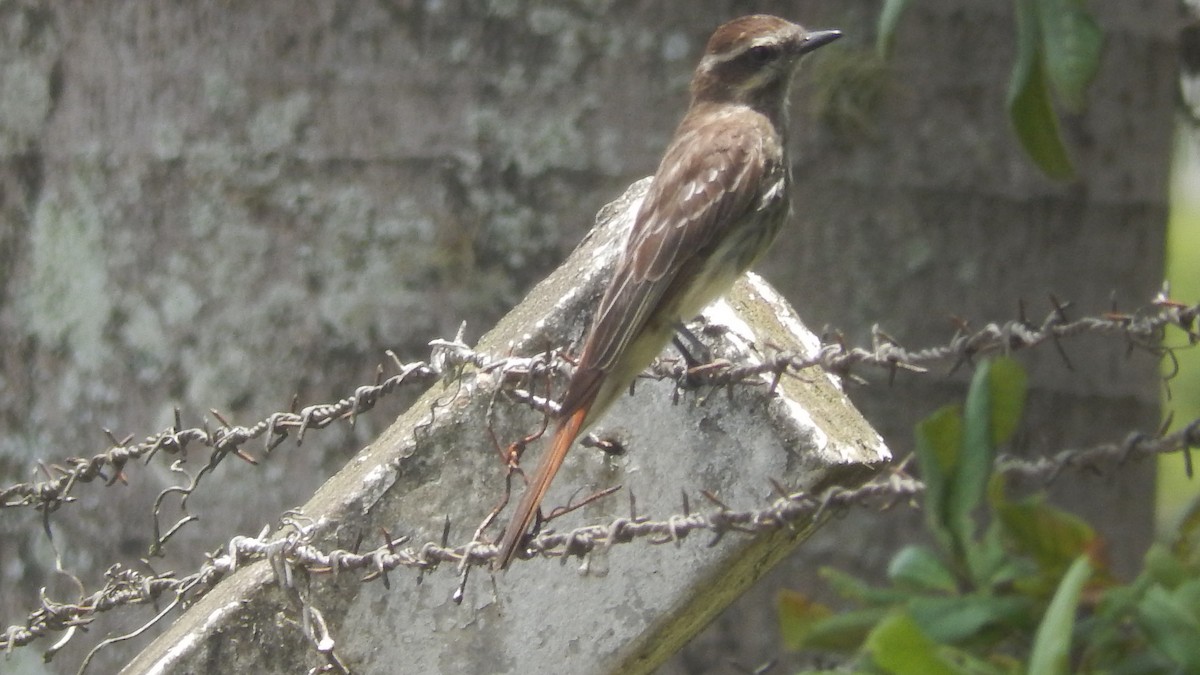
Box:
(878, 0), (1102, 179)
(778, 358), (1200, 673)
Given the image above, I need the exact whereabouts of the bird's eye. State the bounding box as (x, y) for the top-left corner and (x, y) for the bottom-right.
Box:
(747, 45), (779, 63)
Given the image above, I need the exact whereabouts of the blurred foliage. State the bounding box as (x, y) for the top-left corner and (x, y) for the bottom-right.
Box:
(878, 0), (1101, 179)
(807, 44), (891, 141)
(779, 359), (1200, 673)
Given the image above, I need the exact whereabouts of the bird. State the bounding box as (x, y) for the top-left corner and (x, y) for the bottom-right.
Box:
(494, 15), (842, 570)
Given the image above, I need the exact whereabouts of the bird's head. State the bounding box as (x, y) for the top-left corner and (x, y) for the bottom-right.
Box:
(691, 15), (841, 111)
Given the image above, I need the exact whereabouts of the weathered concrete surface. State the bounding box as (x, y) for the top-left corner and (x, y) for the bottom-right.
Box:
(122, 179), (888, 675)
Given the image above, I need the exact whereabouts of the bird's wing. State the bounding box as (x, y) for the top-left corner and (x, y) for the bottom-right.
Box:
(583, 119), (767, 375)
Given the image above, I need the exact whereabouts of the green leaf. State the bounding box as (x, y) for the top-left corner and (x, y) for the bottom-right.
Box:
(778, 588), (833, 650)
(820, 566), (910, 605)
(1170, 496), (1200, 566)
(986, 357), (1026, 446)
(1036, 0), (1103, 112)
(995, 493), (1098, 581)
(915, 404), (964, 553)
(1029, 555), (1092, 675)
(908, 595), (1033, 644)
(977, 518), (1036, 587)
(1136, 584), (1200, 668)
(1008, 0), (1075, 180)
(954, 361), (1001, 555)
(888, 545), (959, 593)
(876, 0), (913, 58)
(801, 608), (892, 652)
(866, 611), (961, 675)
(1177, 579), (1200, 622)
(1144, 543), (1188, 588)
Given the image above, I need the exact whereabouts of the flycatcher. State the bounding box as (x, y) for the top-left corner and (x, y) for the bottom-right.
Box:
(495, 15), (841, 570)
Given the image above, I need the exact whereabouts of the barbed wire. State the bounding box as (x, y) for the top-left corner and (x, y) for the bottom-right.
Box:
(651, 293), (1199, 389)
(0, 474), (925, 657)
(1, 295), (1197, 668)
(0, 357), (430, 512)
(3, 407), (1196, 662)
(4, 296), (1195, 519)
(999, 415), (1200, 482)
(0, 326), (561, 518)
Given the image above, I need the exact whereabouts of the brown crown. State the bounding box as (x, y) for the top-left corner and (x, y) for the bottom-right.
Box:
(704, 14), (802, 58)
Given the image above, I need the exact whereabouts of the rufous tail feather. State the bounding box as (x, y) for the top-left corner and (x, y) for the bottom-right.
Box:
(493, 406), (590, 570)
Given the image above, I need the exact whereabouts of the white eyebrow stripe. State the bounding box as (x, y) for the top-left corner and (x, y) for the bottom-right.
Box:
(701, 36), (784, 65)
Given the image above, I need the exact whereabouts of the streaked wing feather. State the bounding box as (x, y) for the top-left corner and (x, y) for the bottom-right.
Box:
(582, 123), (764, 375)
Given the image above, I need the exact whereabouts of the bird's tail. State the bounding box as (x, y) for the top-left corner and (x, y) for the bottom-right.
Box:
(493, 406), (589, 570)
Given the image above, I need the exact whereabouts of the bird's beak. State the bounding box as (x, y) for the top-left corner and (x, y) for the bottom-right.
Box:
(798, 29), (842, 55)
